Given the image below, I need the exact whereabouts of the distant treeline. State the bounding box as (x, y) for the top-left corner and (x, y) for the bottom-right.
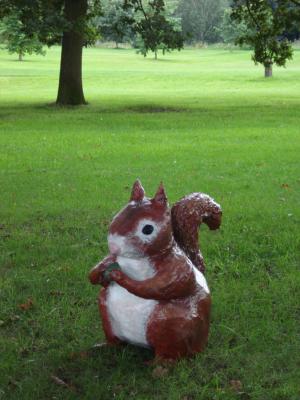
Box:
(98, 0), (231, 46)
(98, 0), (300, 47)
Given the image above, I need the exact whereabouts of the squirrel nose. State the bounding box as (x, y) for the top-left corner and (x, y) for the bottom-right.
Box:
(109, 242), (120, 255)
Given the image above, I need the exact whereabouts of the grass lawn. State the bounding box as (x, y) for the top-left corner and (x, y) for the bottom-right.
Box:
(0, 46), (299, 400)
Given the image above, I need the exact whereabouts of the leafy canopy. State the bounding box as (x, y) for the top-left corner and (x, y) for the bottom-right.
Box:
(98, 0), (135, 46)
(231, 0), (300, 68)
(1, 0), (184, 54)
(175, 0), (227, 44)
(124, 0), (184, 57)
(0, 11), (46, 59)
(0, 0), (101, 46)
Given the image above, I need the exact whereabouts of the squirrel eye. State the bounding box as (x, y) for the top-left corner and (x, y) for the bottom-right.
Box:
(142, 224), (154, 235)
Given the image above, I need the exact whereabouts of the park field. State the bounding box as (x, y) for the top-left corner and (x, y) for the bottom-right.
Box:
(0, 47), (299, 400)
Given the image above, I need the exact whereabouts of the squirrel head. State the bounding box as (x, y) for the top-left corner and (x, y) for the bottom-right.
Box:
(108, 180), (173, 259)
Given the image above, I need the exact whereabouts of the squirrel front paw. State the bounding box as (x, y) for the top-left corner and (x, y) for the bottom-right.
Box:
(89, 256), (118, 286)
(89, 266), (103, 285)
(109, 269), (125, 283)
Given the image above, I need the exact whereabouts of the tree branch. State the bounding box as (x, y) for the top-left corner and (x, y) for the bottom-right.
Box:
(245, 0), (262, 31)
(289, 0), (300, 6)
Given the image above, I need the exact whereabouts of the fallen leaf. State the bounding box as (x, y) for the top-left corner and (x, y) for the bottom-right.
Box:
(49, 290), (64, 297)
(9, 314), (20, 322)
(113, 384), (124, 393)
(90, 342), (108, 350)
(19, 298), (33, 311)
(281, 183), (290, 189)
(51, 375), (68, 387)
(8, 379), (21, 388)
(152, 366), (169, 378)
(20, 347), (30, 357)
(68, 351), (88, 360)
(230, 379), (243, 392)
(50, 375), (77, 392)
(182, 397), (196, 400)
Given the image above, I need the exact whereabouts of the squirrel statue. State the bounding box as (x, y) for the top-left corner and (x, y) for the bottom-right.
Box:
(89, 180), (222, 360)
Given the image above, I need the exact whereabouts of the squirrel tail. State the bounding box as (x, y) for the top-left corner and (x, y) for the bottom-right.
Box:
(171, 193), (222, 273)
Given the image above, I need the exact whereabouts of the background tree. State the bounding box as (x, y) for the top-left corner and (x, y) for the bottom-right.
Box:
(125, 0), (184, 59)
(0, 11), (45, 61)
(175, 0), (228, 44)
(231, 0), (295, 77)
(1, 0), (101, 105)
(0, 0), (184, 105)
(217, 8), (249, 47)
(98, 0), (134, 48)
(274, 0), (300, 42)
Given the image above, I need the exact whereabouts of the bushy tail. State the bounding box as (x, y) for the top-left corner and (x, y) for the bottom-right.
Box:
(171, 193), (222, 273)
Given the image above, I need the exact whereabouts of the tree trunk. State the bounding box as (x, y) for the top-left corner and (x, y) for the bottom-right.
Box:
(264, 64), (273, 78)
(18, 52), (23, 61)
(154, 50), (158, 60)
(56, 0), (88, 105)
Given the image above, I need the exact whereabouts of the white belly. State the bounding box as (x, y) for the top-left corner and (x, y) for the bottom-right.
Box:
(107, 283), (157, 347)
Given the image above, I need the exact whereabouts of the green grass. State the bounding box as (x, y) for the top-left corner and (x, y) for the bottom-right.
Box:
(0, 47), (300, 400)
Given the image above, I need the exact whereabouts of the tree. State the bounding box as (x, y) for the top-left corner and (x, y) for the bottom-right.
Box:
(1, 0), (101, 105)
(125, 0), (183, 59)
(0, 11), (45, 61)
(98, 0), (134, 47)
(273, 0), (300, 47)
(56, 0), (98, 105)
(175, 0), (228, 44)
(1, 0), (184, 105)
(217, 8), (249, 47)
(231, 0), (296, 77)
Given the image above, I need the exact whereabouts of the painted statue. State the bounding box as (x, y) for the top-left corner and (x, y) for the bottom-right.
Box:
(89, 180), (222, 360)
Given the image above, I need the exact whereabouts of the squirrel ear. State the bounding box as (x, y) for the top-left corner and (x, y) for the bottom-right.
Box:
(130, 179), (145, 202)
(153, 182), (167, 206)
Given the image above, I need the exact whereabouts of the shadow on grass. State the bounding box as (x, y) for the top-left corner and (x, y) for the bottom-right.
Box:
(0, 74), (44, 78)
(51, 343), (154, 396)
(30, 101), (280, 114)
(148, 59), (180, 63)
(0, 58), (44, 63)
(1, 99), (299, 120)
(122, 105), (187, 113)
(1, 102), (191, 114)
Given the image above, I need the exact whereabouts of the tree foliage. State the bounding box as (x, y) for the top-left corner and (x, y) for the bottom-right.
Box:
(0, 0), (185, 104)
(0, 11), (46, 60)
(175, 0), (228, 44)
(231, 0), (299, 75)
(0, 0), (101, 46)
(98, 0), (134, 47)
(217, 8), (249, 46)
(124, 0), (184, 58)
